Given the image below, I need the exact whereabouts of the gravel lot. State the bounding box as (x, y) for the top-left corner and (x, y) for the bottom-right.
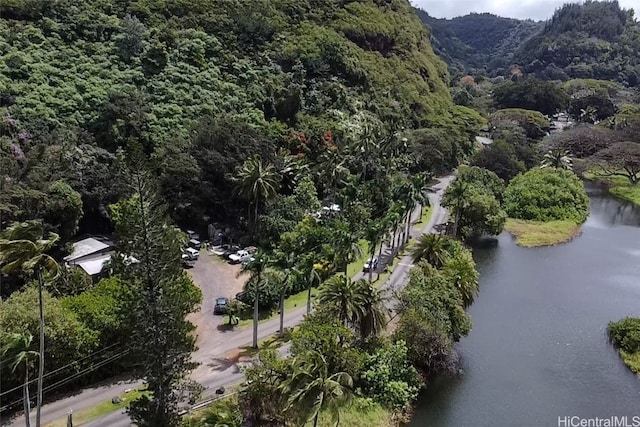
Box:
(186, 249), (248, 375)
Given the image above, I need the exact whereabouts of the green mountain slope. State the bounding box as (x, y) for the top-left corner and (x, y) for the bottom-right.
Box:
(0, 0), (480, 230)
(416, 1), (640, 86)
(515, 1), (640, 85)
(414, 9), (543, 77)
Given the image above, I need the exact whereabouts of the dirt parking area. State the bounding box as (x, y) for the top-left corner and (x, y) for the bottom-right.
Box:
(186, 249), (247, 370)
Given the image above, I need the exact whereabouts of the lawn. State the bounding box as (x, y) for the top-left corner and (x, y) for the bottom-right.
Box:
(504, 218), (581, 248)
(45, 388), (147, 427)
(413, 206), (432, 227)
(310, 398), (392, 427)
(585, 172), (640, 205)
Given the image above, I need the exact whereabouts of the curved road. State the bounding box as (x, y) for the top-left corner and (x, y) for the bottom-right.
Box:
(3, 175), (453, 427)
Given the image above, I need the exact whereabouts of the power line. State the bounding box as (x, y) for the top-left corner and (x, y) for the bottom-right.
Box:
(3, 350), (130, 409)
(0, 343), (124, 398)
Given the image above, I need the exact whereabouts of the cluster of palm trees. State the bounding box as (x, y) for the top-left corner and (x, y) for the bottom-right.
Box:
(541, 148), (573, 170)
(1, 221), (60, 427)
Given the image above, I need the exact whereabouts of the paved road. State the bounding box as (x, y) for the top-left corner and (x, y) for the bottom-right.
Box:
(3, 175), (453, 427)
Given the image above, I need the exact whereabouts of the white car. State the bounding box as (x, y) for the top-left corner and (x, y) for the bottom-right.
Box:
(229, 250), (254, 264)
(363, 256), (379, 272)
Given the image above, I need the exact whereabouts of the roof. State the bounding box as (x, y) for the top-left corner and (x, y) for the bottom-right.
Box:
(72, 253), (112, 276)
(64, 238), (112, 262)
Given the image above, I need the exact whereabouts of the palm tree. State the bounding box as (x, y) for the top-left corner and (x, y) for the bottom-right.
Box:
(410, 234), (455, 269)
(316, 146), (348, 204)
(234, 156), (280, 235)
(541, 148), (573, 170)
(281, 351), (353, 427)
(237, 251), (270, 348)
(412, 173), (431, 222)
(364, 220), (383, 283)
(317, 275), (364, 327)
(354, 280), (388, 339)
(300, 253), (322, 315)
(442, 252), (479, 308)
(331, 226), (362, 275)
(272, 250), (297, 338)
(351, 122), (380, 182)
(0, 221), (60, 427)
(2, 332), (39, 427)
(443, 179), (468, 238)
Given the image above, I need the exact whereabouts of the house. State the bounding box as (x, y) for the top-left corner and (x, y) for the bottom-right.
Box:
(64, 237), (114, 278)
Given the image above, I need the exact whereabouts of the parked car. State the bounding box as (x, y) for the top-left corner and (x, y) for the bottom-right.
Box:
(181, 254), (196, 268)
(221, 244), (241, 257)
(213, 297), (229, 315)
(362, 256), (379, 272)
(229, 250), (254, 264)
(184, 247), (199, 260)
(188, 239), (202, 250)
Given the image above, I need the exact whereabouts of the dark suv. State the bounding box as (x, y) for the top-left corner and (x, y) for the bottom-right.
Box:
(213, 297), (229, 315)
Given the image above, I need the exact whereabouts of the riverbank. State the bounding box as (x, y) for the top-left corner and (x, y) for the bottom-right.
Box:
(607, 317), (640, 374)
(504, 218), (581, 247)
(584, 174), (640, 205)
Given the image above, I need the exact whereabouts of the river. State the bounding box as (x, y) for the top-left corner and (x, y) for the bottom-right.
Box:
(410, 183), (640, 426)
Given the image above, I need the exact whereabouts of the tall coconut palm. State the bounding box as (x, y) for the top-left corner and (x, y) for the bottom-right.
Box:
(331, 226), (363, 275)
(238, 251), (270, 348)
(410, 234), (455, 269)
(234, 156), (280, 235)
(412, 173), (431, 221)
(541, 148), (573, 171)
(272, 250), (297, 338)
(0, 221), (60, 427)
(317, 275), (364, 327)
(442, 251), (479, 308)
(300, 253), (323, 315)
(443, 179), (468, 238)
(316, 146), (348, 204)
(281, 351), (353, 427)
(354, 280), (388, 339)
(2, 332), (39, 427)
(364, 220), (383, 283)
(351, 122), (381, 182)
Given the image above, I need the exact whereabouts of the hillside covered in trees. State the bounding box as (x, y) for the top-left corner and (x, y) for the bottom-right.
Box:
(416, 1), (640, 86)
(0, 0), (482, 244)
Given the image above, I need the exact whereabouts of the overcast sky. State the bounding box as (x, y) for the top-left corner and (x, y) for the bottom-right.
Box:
(411, 0), (638, 21)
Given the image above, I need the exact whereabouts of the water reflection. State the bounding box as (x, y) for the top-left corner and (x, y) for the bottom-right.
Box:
(410, 185), (640, 427)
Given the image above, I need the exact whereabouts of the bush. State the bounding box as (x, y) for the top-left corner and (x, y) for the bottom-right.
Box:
(608, 317), (640, 354)
(504, 168), (589, 223)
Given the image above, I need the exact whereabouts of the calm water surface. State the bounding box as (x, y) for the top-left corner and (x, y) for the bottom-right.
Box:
(410, 183), (640, 427)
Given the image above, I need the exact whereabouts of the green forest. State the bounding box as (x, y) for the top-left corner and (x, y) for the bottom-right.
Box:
(2, 0), (640, 426)
(416, 1), (640, 85)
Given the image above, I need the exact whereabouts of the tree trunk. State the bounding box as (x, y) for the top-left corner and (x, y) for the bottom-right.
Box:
(368, 242), (376, 283)
(306, 283), (312, 314)
(452, 208), (461, 239)
(24, 364), (31, 427)
(313, 412), (319, 427)
(36, 270), (44, 427)
(253, 201), (259, 237)
(376, 238), (384, 281)
(405, 209), (412, 244)
(252, 281), (259, 349)
(278, 290), (285, 338)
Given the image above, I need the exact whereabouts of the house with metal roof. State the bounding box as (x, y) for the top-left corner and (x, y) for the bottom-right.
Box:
(64, 237), (114, 278)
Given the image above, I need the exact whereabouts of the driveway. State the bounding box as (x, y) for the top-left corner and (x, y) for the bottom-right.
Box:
(186, 252), (247, 377)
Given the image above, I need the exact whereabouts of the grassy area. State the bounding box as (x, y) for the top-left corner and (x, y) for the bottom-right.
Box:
(585, 172), (640, 205)
(311, 398), (392, 427)
(619, 350), (640, 375)
(347, 239), (370, 279)
(504, 218), (581, 248)
(413, 206), (432, 227)
(45, 388), (147, 427)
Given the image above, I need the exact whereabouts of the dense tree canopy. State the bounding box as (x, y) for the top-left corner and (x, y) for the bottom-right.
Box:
(504, 168), (590, 223)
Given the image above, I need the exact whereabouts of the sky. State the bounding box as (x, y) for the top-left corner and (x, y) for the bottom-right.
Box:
(411, 0), (638, 21)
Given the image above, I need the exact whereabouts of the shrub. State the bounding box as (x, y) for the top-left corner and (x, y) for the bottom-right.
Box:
(504, 168), (589, 223)
(608, 317), (640, 354)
